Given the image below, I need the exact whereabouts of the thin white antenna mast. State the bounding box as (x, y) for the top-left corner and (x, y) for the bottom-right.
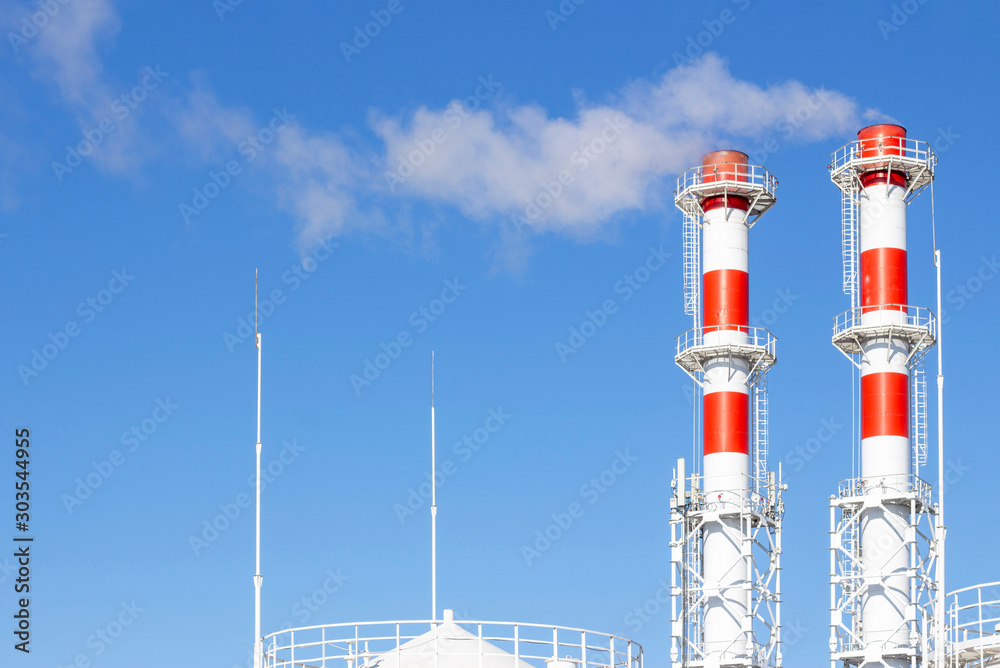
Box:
(430, 351), (437, 624)
(254, 270), (263, 668)
(932, 184), (946, 668)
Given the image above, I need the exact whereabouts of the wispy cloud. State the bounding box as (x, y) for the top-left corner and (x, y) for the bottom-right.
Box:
(366, 53), (876, 242)
(12, 0), (161, 175)
(31, 0), (119, 107)
(618, 53), (865, 141)
(5, 0), (878, 260)
(173, 74), (257, 163)
(173, 53), (876, 252)
(271, 125), (376, 252)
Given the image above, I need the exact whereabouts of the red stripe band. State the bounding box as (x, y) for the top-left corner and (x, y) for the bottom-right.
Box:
(860, 170), (907, 188)
(861, 372), (909, 439)
(861, 247), (907, 312)
(703, 269), (748, 331)
(704, 391), (749, 455)
(702, 195), (749, 212)
(704, 392), (750, 455)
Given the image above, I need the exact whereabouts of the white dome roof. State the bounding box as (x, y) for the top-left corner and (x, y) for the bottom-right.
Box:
(367, 621), (536, 668)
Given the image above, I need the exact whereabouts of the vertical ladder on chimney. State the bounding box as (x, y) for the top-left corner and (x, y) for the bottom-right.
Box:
(754, 374), (770, 494)
(841, 183), (859, 310)
(683, 211), (701, 329)
(911, 352), (928, 475)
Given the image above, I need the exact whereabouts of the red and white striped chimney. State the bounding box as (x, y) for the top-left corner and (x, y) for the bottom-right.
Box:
(673, 147), (780, 668)
(858, 124), (911, 478)
(856, 124), (913, 661)
(700, 149), (752, 659)
(702, 150), (751, 486)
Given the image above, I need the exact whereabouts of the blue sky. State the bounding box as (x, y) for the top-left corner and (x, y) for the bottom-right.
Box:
(1, 1), (998, 667)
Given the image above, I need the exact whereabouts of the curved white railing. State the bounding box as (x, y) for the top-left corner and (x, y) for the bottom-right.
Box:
(832, 305), (937, 340)
(674, 471), (782, 518)
(675, 162), (778, 201)
(263, 619), (643, 668)
(829, 137), (935, 176)
(948, 582), (1000, 668)
(675, 326), (777, 359)
(836, 475), (933, 507)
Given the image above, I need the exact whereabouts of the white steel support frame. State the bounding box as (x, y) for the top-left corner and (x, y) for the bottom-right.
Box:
(828, 137), (940, 668)
(828, 476), (939, 668)
(671, 465), (784, 668)
(670, 162), (784, 668)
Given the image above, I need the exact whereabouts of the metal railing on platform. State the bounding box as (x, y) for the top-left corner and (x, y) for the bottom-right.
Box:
(263, 619), (643, 668)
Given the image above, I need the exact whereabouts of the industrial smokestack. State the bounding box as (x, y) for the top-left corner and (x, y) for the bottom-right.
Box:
(829, 124), (938, 668)
(700, 149), (753, 660)
(701, 150), (751, 485)
(857, 123), (913, 663)
(672, 150), (783, 668)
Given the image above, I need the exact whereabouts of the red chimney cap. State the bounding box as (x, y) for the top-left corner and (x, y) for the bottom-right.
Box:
(702, 150), (749, 167)
(858, 124), (906, 141)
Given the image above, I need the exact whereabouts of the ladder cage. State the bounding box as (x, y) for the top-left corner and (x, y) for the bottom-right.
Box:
(911, 351), (929, 473)
(841, 184), (860, 309)
(752, 374), (770, 498)
(683, 211), (701, 328)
